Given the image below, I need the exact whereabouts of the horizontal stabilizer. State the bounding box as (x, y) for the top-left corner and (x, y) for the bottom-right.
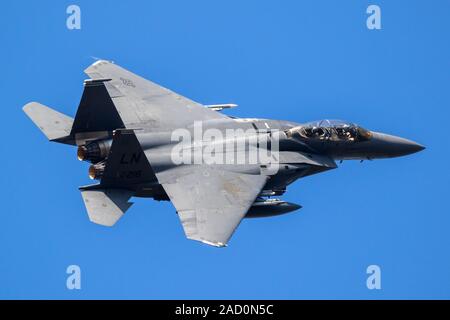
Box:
(23, 102), (74, 142)
(80, 187), (134, 226)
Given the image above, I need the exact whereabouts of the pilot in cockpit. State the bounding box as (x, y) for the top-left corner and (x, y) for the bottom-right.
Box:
(286, 120), (372, 143)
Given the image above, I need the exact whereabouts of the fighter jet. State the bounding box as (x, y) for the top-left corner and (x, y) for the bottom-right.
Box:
(23, 60), (425, 247)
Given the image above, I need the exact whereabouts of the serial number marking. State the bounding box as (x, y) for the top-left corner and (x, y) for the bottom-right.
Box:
(117, 170), (142, 179)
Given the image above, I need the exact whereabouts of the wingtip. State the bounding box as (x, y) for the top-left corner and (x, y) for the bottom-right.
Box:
(200, 239), (228, 248)
(22, 101), (38, 112)
(186, 235), (228, 247)
(92, 59), (111, 66)
(84, 59), (114, 75)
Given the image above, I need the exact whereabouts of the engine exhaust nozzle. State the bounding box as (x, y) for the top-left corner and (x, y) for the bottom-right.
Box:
(77, 139), (112, 163)
(88, 162), (106, 180)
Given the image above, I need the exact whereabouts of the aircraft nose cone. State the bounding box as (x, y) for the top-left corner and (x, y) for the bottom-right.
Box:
(408, 141), (425, 153)
(390, 136), (425, 156)
(374, 133), (425, 157)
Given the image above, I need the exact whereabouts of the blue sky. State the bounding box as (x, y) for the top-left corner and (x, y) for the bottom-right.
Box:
(0, 0), (448, 299)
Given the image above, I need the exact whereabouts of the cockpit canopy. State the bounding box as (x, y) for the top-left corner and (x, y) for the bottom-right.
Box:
(286, 119), (372, 142)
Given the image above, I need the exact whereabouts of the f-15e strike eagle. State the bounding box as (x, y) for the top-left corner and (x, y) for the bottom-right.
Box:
(23, 60), (425, 247)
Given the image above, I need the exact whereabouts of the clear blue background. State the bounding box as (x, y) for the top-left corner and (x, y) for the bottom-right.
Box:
(0, 0), (448, 299)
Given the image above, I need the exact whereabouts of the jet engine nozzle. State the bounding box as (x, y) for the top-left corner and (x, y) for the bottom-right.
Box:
(88, 162), (106, 180)
(77, 139), (112, 163)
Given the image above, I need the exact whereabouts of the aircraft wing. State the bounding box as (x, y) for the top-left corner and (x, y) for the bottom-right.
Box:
(156, 165), (268, 247)
(84, 60), (227, 130)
